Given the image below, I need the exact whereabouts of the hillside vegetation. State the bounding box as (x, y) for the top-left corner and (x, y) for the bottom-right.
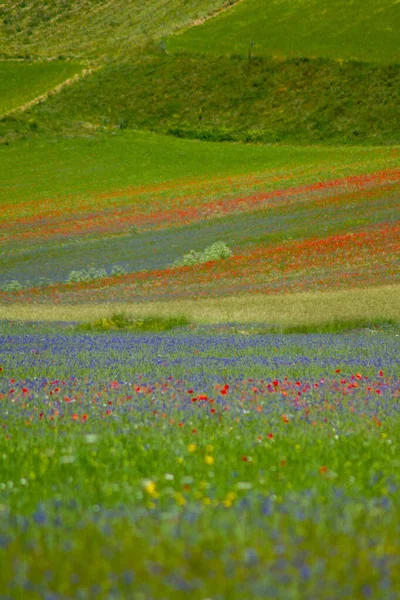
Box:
(1, 1), (400, 146)
(169, 0), (400, 64)
(0, 0), (399, 305)
(0, 0), (229, 60)
(5, 53), (399, 146)
(0, 60), (82, 116)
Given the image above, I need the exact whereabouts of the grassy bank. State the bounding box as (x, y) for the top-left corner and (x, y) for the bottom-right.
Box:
(3, 54), (400, 146)
(169, 0), (400, 64)
(0, 60), (82, 116)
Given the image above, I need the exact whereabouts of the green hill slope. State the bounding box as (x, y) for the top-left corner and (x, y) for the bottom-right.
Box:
(169, 0), (400, 64)
(0, 60), (82, 116)
(4, 54), (399, 146)
(0, 0), (228, 60)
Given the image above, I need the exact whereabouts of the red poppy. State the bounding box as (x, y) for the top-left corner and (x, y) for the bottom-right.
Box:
(268, 433), (274, 439)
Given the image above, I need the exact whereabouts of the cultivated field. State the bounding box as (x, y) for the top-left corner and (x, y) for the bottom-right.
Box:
(169, 0), (400, 64)
(1, 0), (399, 598)
(0, 61), (82, 116)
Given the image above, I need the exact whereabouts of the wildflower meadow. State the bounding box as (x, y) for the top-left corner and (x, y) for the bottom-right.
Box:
(1, 0), (400, 598)
(0, 325), (399, 598)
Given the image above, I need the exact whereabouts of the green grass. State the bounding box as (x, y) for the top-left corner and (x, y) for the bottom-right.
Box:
(75, 312), (192, 333)
(169, 0), (400, 64)
(261, 317), (399, 335)
(1, 285), (399, 327)
(1, 130), (399, 206)
(3, 53), (400, 146)
(0, 60), (82, 116)
(0, 0), (227, 60)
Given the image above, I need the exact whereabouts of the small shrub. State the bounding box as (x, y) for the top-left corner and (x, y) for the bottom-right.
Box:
(1, 279), (23, 292)
(199, 241), (233, 263)
(171, 241), (233, 268)
(111, 265), (127, 277)
(66, 267), (107, 284)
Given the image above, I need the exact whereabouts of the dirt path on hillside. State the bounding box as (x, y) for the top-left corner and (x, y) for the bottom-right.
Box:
(191, 0), (246, 27)
(1, 65), (102, 118)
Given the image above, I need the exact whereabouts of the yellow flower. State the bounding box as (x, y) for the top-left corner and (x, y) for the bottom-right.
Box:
(204, 455), (215, 465)
(143, 480), (156, 496)
(175, 492), (186, 506)
(203, 497), (211, 505)
(187, 444), (197, 453)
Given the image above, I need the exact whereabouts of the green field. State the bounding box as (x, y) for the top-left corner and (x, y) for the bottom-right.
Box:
(169, 0), (400, 64)
(0, 60), (82, 116)
(1, 131), (399, 204)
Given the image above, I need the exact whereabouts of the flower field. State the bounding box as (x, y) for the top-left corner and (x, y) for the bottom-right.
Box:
(1, 131), (399, 301)
(0, 328), (399, 598)
(1, 0), (400, 596)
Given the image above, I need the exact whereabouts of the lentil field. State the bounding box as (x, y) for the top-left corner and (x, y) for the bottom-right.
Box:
(0, 324), (399, 599)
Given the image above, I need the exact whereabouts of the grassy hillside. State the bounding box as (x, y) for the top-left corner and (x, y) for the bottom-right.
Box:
(169, 0), (400, 64)
(3, 53), (400, 146)
(0, 0), (228, 60)
(0, 60), (82, 116)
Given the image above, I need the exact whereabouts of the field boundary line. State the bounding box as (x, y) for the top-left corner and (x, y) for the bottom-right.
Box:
(0, 64), (102, 119)
(187, 0), (246, 28)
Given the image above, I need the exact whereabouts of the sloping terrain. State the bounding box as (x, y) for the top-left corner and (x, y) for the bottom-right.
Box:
(1, 131), (399, 302)
(0, 60), (82, 116)
(5, 53), (398, 146)
(0, 0), (399, 310)
(0, 0), (229, 60)
(169, 0), (400, 64)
